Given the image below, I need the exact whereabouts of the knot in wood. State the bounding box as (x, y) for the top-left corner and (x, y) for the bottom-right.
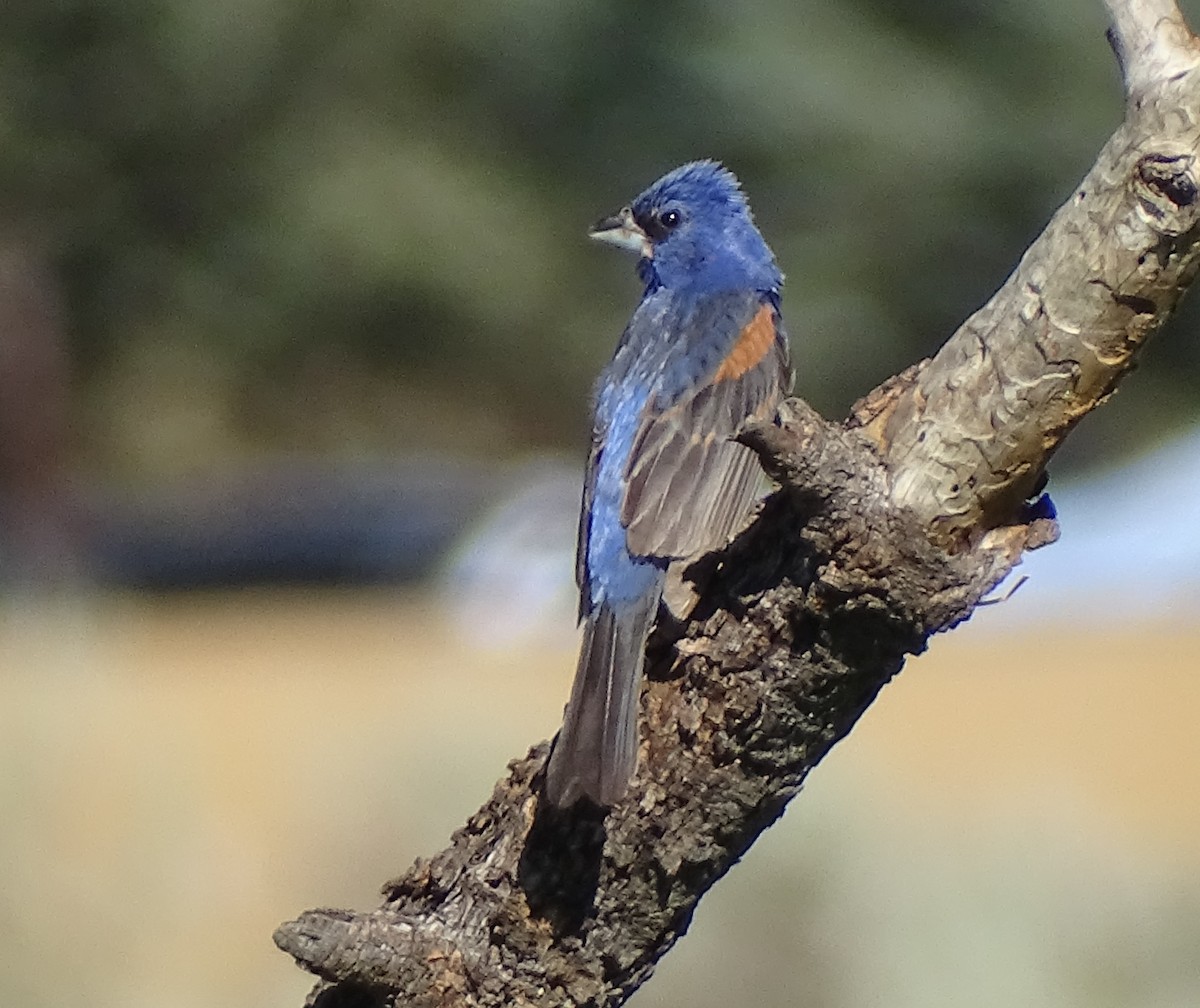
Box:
(1133, 151), (1200, 234)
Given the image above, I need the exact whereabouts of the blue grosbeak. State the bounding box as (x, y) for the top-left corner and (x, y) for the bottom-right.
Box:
(544, 161), (792, 807)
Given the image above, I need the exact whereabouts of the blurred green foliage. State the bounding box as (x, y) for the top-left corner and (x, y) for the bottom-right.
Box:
(3, 0), (1199, 478)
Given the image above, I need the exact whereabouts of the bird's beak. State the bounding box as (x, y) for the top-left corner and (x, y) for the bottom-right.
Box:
(589, 206), (652, 258)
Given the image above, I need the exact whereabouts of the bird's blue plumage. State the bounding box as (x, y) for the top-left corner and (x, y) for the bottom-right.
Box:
(586, 378), (665, 609)
(631, 161), (782, 296)
(545, 161), (792, 807)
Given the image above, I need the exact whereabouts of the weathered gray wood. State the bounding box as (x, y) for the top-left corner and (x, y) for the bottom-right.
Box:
(863, 0), (1200, 539)
(274, 4), (1200, 1005)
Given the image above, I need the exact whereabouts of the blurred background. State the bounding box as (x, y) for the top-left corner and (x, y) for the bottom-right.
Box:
(2, 0), (1200, 1005)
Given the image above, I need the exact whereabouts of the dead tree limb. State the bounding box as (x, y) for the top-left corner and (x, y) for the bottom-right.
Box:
(275, 2), (1200, 1004)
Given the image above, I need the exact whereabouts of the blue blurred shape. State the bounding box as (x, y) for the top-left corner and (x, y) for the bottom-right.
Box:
(90, 458), (494, 589)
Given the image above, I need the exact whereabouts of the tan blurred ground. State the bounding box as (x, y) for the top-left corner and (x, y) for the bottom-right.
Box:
(1, 590), (1196, 1008)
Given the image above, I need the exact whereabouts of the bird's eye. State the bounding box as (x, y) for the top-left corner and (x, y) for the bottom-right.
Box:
(659, 209), (682, 229)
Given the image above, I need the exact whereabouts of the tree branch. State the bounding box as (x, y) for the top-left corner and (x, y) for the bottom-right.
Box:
(1106, 0), (1200, 97)
(855, 0), (1200, 540)
(275, 3), (1200, 1005)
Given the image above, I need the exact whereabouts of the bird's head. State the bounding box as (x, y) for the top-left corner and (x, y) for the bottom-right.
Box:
(589, 160), (781, 294)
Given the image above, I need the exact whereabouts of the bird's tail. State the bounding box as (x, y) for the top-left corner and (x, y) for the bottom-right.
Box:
(544, 591), (659, 807)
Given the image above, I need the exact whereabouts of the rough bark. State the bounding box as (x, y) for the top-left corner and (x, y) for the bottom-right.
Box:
(275, 3), (1200, 1005)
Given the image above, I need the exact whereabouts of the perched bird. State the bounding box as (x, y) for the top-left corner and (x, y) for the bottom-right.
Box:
(544, 161), (792, 807)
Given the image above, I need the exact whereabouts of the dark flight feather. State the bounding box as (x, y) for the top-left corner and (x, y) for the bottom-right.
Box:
(622, 298), (790, 561)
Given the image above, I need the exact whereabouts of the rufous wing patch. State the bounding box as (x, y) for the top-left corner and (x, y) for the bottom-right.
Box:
(713, 305), (776, 382)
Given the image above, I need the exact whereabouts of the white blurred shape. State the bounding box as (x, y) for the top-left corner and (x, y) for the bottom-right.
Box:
(990, 427), (1200, 629)
(439, 458), (580, 647)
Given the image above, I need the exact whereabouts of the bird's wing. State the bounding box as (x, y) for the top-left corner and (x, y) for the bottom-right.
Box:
(622, 292), (791, 560)
(575, 424), (602, 609)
